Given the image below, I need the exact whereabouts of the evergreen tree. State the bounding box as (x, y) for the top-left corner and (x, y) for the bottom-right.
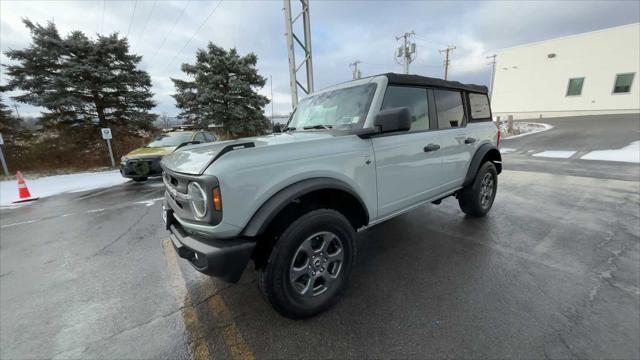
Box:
(172, 43), (270, 137)
(3, 19), (156, 137)
(0, 95), (22, 141)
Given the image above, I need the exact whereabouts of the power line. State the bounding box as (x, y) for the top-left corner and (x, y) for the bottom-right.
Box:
(126, 0), (138, 37)
(164, 0), (223, 72)
(149, 0), (191, 63)
(138, 0), (158, 42)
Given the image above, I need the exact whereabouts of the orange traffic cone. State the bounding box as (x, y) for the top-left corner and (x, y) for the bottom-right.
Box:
(13, 171), (39, 203)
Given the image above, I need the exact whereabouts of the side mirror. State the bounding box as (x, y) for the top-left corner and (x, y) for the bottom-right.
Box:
(273, 123), (282, 133)
(374, 107), (411, 133)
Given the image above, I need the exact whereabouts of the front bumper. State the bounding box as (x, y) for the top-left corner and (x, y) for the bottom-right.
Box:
(120, 157), (163, 178)
(164, 205), (255, 283)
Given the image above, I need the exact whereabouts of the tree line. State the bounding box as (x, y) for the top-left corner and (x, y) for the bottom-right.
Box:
(0, 19), (270, 172)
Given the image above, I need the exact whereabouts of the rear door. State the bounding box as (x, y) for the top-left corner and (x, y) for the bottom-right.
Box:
(372, 85), (443, 218)
(433, 89), (476, 189)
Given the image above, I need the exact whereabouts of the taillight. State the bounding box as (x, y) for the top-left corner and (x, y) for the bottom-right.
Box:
(497, 128), (501, 148)
(212, 187), (222, 212)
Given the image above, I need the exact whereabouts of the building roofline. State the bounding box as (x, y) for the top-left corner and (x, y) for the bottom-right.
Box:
(496, 22), (640, 53)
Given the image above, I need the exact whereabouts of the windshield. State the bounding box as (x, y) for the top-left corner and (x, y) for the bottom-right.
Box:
(287, 83), (376, 131)
(146, 132), (194, 148)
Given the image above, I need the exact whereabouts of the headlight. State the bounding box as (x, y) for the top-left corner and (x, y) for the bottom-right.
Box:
(187, 182), (207, 218)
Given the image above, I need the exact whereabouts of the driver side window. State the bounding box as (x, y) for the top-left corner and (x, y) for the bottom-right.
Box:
(381, 86), (430, 131)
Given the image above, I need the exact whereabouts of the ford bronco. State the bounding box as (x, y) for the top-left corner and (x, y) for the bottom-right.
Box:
(161, 73), (502, 318)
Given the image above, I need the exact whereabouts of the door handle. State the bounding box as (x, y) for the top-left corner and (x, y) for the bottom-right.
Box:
(464, 137), (476, 144)
(424, 143), (440, 152)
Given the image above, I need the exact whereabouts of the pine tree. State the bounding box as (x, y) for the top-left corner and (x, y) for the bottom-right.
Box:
(3, 19), (156, 137)
(0, 95), (22, 142)
(172, 43), (270, 137)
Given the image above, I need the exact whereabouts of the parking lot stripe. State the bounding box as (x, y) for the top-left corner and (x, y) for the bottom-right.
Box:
(208, 295), (255, 360)
(162, 239), (212, 360)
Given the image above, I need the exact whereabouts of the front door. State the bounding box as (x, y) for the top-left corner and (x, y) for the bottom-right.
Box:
(372, 85), (444, 218)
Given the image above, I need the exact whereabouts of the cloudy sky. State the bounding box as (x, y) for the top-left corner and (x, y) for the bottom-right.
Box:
(1, 0), (639, 118)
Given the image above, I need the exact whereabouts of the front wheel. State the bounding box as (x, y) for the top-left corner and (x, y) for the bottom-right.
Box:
(458, 161), (498, 217)
(257, 209), (356, 319)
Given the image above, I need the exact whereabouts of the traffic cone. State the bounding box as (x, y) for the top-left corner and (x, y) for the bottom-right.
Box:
(13, 171), (39, 203)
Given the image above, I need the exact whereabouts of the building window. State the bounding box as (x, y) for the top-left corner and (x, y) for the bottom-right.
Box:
(381, 86), (430, 131)
(434, 89), (464, 129)
(566, 77), (584, 96)
(613, 73), (635, 94)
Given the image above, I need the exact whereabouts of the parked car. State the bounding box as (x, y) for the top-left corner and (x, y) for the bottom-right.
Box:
(161, 73), (502, 318)
(120, 130), (216, 182)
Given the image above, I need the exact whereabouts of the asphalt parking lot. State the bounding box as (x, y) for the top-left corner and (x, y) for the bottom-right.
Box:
(1, 114), (639, 359)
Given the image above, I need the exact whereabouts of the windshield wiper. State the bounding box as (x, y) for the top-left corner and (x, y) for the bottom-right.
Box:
(282, 126), (296, 132)
(303, 124), (333, 130)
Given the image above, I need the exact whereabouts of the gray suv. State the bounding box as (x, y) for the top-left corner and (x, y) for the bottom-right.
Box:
(161, 73), (502, 318)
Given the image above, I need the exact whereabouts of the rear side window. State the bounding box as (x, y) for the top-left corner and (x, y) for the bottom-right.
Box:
(434, 90), (464, 129)
(381, 86), (430, 131)
(468, 93), (491, 120)
(204, 132), (216, 142)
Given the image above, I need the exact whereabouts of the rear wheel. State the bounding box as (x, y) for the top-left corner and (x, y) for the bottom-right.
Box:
(257, 209), (356, 319)
(458, 161), (497, 217)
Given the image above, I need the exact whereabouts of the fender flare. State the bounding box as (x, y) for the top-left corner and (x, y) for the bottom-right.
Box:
(463, 144), (502, 187)
(241, 177), (369, 237)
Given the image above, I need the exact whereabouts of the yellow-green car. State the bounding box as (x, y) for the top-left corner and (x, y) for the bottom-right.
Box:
(120, 130), (217, 181)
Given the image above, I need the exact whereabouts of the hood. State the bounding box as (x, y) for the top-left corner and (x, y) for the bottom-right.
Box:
(126, 146), (176, 158)
(161, 132), (335, 175)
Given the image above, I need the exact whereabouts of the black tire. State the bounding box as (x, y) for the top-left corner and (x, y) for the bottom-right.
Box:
(257, 209), (356, 319)
(458, 161), (498, 217)
(132, 177), (148, 182)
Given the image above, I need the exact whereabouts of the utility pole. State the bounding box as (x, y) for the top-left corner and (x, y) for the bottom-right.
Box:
(283, 0), (314, 108)
(13, 103), (21, 119)
(270, 75), (274, 120)
(395, 31), (416, 74)
(486, 54), (497, 99)
(438, 45), (456, 80)
(349, 60), (362, 80)
(162, 112), (168, 130)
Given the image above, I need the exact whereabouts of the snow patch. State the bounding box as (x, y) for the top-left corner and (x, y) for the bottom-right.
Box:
(499, 122), (553, 139)
(0, 170), (129, 206)
(532, 150), (577, 159)
(500, 147), (517, 154)
(581, 141), (640, 164)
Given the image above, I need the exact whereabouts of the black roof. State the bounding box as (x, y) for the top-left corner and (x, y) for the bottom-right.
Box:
(384, 73), (488, 93)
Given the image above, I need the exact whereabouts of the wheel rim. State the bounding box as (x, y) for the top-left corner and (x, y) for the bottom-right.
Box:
(479, 172), (495, 209)
(289, 231), (344, 297)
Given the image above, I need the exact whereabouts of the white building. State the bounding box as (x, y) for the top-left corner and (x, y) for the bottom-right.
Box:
(491, 23), (639, 120)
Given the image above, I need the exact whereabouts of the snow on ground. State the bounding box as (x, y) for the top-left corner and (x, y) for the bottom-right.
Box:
(581, 141), (640, 164)
(500, 147), (517, 154)
(499, 122), (553, 139)
(1, 170), (130, 206)
(532, 150), (577, 159)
